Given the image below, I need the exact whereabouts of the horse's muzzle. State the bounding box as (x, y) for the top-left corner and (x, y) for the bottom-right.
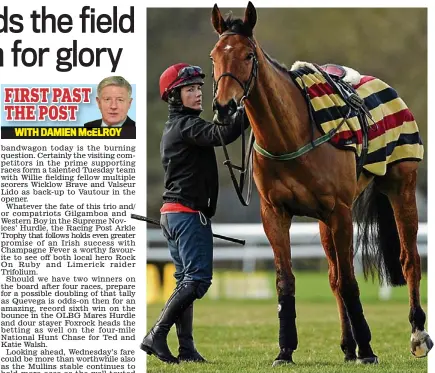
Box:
(213, 98), (238, 126)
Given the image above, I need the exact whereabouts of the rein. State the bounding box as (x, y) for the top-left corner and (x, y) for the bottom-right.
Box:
(212, 31), (258, 206)
(217, 122), (254, 206)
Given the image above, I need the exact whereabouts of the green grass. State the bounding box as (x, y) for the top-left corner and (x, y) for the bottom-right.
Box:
(145, 272), (428, 373)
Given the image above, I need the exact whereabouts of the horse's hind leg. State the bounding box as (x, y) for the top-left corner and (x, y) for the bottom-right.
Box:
(329, 201), (378, 364)
(319, 222), (357, 362)
(260, 199), (296, 366)
(379, 162), (433, 357)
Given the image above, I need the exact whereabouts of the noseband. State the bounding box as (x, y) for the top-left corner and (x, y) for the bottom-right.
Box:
(212, 32), (258, 108)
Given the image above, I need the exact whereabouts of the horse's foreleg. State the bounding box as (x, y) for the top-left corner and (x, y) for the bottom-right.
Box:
(383, 167), (433, 357)
(330, 202), (377, 364)
(260, 199), (295, 366)
(319, 222), (356, 361)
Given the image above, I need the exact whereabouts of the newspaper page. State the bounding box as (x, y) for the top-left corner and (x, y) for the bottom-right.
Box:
(0, 1), (147, 372)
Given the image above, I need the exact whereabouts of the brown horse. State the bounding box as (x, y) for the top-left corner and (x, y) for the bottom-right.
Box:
(210, 2), (431, 366)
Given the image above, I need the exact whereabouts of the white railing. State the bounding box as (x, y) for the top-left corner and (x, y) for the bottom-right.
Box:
(146, 222), (427, 272)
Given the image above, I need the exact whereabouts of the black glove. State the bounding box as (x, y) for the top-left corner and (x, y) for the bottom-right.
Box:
(213, 106), (249, 127)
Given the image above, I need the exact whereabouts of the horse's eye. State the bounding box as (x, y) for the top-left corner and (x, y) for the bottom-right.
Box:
(246, 53), (254, 61)
(209, 56), (214, 61)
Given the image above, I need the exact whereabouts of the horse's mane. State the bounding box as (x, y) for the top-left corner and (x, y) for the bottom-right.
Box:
(224, 14), (289, 74)
(261, 48), (289, 74)
(224, 13), (253, 37)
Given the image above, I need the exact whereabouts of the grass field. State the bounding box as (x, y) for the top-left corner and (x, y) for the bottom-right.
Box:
(146, 272), (428, 373)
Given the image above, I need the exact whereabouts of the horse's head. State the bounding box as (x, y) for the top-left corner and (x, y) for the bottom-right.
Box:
(210, 2), (257, 125)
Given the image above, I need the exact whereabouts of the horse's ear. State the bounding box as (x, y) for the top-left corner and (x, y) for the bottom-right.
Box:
(211, 4), (228, 35)
(244, 1), (257, 30)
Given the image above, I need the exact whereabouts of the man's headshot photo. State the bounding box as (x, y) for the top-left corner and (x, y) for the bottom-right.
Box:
(84, 76), (136, 128)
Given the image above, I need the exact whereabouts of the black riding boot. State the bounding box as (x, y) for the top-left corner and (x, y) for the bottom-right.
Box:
(141, 282), (198, 364)
(176, 303), (206, 362)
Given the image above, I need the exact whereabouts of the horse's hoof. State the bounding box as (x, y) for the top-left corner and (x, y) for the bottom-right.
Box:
(272, 348), (294, 367)
(411, 330), (433, 358)
(356, 356), (378, 364)
(272, 359), (295, 367)
(344, 354), (357, 363)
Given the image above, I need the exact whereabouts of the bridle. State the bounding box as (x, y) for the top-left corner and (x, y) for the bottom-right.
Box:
(212, 31), (259, 110)
(212, 31), (258, 206)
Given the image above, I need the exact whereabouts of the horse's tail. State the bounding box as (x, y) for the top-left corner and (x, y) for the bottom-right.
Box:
(353, 182), (406, 286)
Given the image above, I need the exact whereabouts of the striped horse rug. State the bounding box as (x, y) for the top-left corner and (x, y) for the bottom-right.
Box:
(289, 63), (424, 176)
